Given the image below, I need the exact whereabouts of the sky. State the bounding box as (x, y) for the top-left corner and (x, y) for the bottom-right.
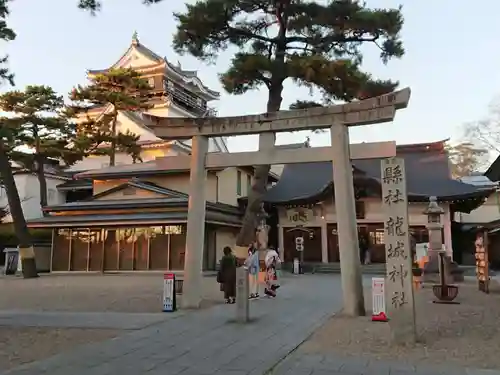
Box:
(2, 0), (500, 153)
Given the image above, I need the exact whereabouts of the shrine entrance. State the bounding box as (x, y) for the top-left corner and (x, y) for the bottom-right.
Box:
(283, 227), (322, 263)
(146, 88), (411, 312)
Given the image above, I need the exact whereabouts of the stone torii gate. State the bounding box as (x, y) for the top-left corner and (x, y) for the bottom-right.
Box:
(145, 88), (411, 313)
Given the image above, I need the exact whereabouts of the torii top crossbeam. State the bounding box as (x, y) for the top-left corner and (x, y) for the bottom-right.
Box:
(145, 88), (410, 140)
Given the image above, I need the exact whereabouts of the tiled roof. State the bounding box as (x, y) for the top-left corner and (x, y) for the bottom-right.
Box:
(57, 179), (92, 191)
(263, 141), (494, 210)
(74, 159), (187, 179)
(27, 210), (241, 228)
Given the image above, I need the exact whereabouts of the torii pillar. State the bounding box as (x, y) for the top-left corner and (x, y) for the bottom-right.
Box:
(331, 125), (365, 315)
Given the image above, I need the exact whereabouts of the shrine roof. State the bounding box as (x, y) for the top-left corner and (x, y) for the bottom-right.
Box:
(263, 140), (494, 212)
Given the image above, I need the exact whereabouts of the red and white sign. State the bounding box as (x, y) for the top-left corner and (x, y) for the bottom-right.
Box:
(162, 273), (176, 312)
(371, 277), (388, 322)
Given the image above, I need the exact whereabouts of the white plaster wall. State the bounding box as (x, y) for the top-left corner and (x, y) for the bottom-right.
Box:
(216, 168), (252, 206)
(69, 105), (227, 172)
(0, 174), (66, 222)
(455, 192), (500, 224)
(215, 228), (238, 262)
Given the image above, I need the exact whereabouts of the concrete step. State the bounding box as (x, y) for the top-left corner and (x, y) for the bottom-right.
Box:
(284, 263), (386, 275)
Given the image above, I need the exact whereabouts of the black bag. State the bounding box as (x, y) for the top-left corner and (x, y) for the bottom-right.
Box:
(216, 269), (223, 283)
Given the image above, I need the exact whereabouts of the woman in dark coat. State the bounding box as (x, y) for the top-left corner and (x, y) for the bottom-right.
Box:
(219, 246), (237, 304)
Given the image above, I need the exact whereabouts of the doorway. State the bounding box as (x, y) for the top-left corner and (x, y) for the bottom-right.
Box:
(283, 227), (322, 263)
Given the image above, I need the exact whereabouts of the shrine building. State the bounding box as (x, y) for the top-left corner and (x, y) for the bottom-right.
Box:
(262, 140), (494, 265)
(28, 138), (494, 273)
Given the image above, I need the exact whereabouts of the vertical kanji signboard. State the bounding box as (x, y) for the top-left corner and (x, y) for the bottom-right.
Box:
(381, 157), (416, 343)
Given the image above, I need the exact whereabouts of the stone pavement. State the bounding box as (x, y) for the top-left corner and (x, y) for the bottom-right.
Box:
(270, 352), (500, 375)
(0, 274), (344, 375)
(3, 274), (499, 375)
(0, 310), (178, 330)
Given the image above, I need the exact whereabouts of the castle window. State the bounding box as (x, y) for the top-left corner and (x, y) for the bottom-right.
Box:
(148, 77), (155, 89)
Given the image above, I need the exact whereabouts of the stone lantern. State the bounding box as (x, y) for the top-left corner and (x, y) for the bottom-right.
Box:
(422, 197), (452, 283)
(424, 196), (444, 253)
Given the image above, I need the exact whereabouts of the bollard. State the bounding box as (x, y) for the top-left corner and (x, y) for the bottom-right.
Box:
(236, 267), (250, 323)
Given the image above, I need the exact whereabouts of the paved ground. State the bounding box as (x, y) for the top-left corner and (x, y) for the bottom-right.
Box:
(2, 274), (499, 375)
(0, 274), (222, 313)
(270, 352), (500, 375)
(0, 310), (182, 330)
(0, 274), (341, 375)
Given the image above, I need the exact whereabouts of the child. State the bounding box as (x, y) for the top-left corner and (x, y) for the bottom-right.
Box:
(245, 243), (260, 299)
(264, 248), (281, 297)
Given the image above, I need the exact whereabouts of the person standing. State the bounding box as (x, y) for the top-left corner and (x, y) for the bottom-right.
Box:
(245, 243), (260, 299)
(219, 246), (236, 304)
(264, 248), (281, 297)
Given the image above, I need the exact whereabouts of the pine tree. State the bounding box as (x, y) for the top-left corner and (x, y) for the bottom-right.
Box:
(0, 85), (83, 212)
(68, 68), (152, 166)
(0, 0), (40, 278)
(0, 0), (15, 86)
(77, 0), (163, 14)
(172, 0), (404, 245)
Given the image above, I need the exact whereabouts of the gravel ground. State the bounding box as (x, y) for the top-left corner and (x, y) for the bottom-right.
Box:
(0, 327), (119, 371)
(0, 273), (223, 312)
(301, 278), (500, 369)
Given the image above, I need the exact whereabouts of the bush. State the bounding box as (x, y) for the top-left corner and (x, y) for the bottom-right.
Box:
(0, 224), (52, 248)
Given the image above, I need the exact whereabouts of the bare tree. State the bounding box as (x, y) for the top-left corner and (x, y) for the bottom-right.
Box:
(464, 97), (500, 154)
(445, 141), (489, 178)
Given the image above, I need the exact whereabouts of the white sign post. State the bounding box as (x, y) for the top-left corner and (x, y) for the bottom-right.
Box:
(381, 157), (416, 343)
(162, 273), (177, 312)
(371, 277), (387, 321)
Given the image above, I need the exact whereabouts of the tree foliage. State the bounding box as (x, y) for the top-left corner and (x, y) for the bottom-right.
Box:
(68, 68), (153, 166)
(77, 0), (164, 14)
(0, 85), (83, 210)
(173, 0), (405, 250)
(446, 141), (489, 178)
(0, 0), (15, 85)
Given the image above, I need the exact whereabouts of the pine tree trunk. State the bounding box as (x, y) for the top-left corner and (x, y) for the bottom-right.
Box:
(235, 14), (287, 251)
(235, 85), (283, 248)
(0, 143), (38, 278)
(34, 133), (48, 215)
(109, 110), (118, 167)
(36, 154), (48, 216)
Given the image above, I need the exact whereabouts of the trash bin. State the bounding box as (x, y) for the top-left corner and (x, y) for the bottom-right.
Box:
(3, 247), (20, 275)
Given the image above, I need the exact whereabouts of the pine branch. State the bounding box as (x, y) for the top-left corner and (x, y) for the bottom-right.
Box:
(68, 68), (151, 165)
(77, 0), (164, 14)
